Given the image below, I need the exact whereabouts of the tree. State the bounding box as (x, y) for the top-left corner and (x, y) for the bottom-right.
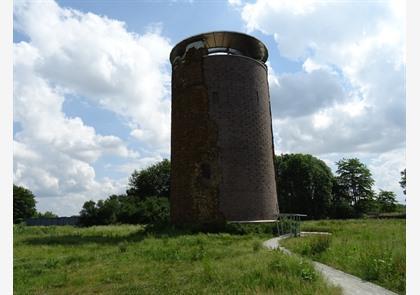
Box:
(376, 190), (397, 213)
(13, 185), (37, 224)
(335, 158), (375, 215)
(399, 168), (406, 195)
(78, 194), (170, 227)
(330, 177), (355, 219)
(79, 200), (98, 226)
(127, 159), (171, 200)
(274, 154), (334, 219)
(35, 211), (58, 218)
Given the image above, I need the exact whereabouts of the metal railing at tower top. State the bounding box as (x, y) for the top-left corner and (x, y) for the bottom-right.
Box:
(170, 31), (268, 65)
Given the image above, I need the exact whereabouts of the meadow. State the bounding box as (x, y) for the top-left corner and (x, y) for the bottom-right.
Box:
(14, 224), (340, 295)
(281, 219), (405, 294)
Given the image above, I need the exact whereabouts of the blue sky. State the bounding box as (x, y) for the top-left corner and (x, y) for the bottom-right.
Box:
(13, 0), (406, 215)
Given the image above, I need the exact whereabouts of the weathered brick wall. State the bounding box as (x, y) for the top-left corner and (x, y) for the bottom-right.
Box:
(170, 47), (225, 225)
(170, 49), (278, 225)
(204, 55), (278, 221)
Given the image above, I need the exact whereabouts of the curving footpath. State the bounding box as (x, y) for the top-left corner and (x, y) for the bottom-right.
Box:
(263, 234), (397, 295)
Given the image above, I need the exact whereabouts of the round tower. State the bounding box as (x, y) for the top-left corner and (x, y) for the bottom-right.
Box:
(170, 31), (278, 225)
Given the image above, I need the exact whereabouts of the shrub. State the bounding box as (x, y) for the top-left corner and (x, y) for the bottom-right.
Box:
(252, 241), (262, 252)
(79, 196), (169, 226)
(136, 197), (169, 225)
(302, 235), (332, 256)
(118, 241), (128, 253)
(224, 223), (276, 235)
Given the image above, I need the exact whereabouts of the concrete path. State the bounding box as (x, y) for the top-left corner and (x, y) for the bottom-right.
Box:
(263, 234), (397, 295)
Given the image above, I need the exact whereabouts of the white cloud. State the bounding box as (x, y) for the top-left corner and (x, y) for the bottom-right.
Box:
(228, 0), (242, 7)
(242, 0), (405, 154)
(242, 0), (406, 199)
(312, 111), (332, 130)
(14, 0), (172, 150)
(13, 0), (172, 215)
(12, 60), (130, 199)
(302, 58), (330, 73)
(268, 66), (345, 118)
(369, 148), (406, 202)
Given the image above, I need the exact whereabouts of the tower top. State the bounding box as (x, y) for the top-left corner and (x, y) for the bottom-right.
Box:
(169, 31), (268, 65)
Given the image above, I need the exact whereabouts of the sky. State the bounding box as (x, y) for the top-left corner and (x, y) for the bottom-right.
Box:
(13, 0), (406, 216)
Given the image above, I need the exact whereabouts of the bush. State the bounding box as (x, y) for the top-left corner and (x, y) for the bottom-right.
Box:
(252, 241), (262, 252)
(224, 223), (276, 235)
(118, 241), (128, 253)
(302, 235), (332, 256)
(13, 185), (37, 224)
(79, 196), (169, 227)
(137, 197), (169, 225)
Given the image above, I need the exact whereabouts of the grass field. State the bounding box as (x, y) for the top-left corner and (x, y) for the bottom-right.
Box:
(14, 224), (341, 295)
(280, 219), (405, 294)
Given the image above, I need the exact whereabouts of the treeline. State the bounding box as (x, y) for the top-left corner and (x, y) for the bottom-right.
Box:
(77, 154), (405, 226)
(13, 185), (58, 224)
(13, 154), (405, 225)
(79, 159), (171, 226)
(275, 154), (404, 219)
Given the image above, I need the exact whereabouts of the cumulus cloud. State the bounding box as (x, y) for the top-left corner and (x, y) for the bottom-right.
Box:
(268, 66), (345, 118)
(13, 0), (173, 215)
(239, 0), (405, 199)
(241, 0), (399, 62)
(14, 0), (172, 150)
(13, 41), (133, 204)
(241, 0), (405, 154)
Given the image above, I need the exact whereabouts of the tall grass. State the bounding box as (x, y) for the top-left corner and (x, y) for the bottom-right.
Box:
(281, 219), (405, 294)
(14, 224), (341, 294)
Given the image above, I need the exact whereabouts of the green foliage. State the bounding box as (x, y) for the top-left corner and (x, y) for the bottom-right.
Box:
(79, 196), (169, 227)
(282, 219), (406, 294)
(301, 235), (332, 257)
(224, 223), (276, 235)
(14, 225), (341, 294)
(399, 168), (406, 195)
(330, 179), (356, 218)
(118, 240), (128, 253)
(78, 159), (171, 227)
(274, 153), (334, 219)
(77, 155), (403, 227)
(35, 211), (58, 218)
(252, 240), (262, 252)
(334, 158), (375, 216)
(376, 190), (397, 213)
(13, 184), (37, 224)
(127, 159), (171, 200)
(79, 200), (98, 226)
(136, 196), (170, 224)
(300, 267), (316, 281)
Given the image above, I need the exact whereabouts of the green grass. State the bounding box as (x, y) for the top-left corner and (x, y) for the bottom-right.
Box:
(14, 224), (341, 295)
(280, 219), (405, 294)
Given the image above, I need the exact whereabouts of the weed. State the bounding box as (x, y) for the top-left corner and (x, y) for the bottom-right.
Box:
(14, 224), (340, 294)
(118, 240), (128, 253)
(252, 240), (262, 252)
(282, 219), (405, 294)
(44, 258), (59, 269)
(302, 235), (332, 256)
(300, 267), (316, 281)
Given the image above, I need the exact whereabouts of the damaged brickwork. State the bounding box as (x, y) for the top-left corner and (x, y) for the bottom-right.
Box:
(170, 32), (278, 226)
(170, 46), (225, 225)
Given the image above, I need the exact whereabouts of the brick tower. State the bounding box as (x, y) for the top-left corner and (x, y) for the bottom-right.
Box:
(170, 31), (278, 226)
